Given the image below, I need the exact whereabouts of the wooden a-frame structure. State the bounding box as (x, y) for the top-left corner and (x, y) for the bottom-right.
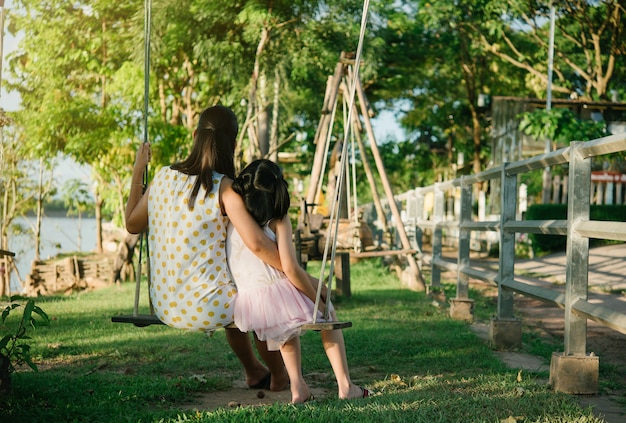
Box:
(299, 52), (425, 292)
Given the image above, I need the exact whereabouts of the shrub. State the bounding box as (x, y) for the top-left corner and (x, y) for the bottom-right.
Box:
(525, 204), (626, 255)
(0, 300), (50, 394)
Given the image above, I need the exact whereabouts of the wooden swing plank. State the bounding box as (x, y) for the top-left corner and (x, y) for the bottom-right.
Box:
(302, 321), (352, 331)
(111, 314), (351, 331)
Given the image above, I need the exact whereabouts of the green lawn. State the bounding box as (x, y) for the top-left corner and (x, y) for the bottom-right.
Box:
(0, 259), (604, 422)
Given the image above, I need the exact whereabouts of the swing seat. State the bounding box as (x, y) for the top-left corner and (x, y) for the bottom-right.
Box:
(111, 314), (351, 331)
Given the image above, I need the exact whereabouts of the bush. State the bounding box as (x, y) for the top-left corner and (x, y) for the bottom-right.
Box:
(525, 204), (626, 255)
(0, 300), (50, 394)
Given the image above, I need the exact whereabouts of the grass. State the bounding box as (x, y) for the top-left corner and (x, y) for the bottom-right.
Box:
(0, 259), (606, 422)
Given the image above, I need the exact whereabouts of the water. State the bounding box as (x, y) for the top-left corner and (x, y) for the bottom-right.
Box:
(6, 216), (98, 293)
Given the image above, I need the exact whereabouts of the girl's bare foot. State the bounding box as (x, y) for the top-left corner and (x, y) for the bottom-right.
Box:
(341, 384), (370, 400)
(291, 390), (314, 404)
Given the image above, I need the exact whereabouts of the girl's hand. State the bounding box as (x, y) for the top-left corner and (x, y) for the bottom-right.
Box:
(317, 300), (327, 315)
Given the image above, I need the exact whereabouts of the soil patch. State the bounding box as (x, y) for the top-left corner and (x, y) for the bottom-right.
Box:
(179, 378), (331, 411)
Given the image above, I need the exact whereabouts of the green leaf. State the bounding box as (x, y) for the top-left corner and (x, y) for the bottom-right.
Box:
(23, 300), (35, 323)
(23, 356), (38, 372)
(1, 303), (20, 323)
(32, 306), (51, 326)
(0, 334), (11, 351)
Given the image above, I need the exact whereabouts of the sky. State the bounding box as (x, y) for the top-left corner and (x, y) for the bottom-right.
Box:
(1, 1), (19, 111)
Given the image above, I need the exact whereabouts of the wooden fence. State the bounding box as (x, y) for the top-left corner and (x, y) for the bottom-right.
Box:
(378, 131), (626, 394)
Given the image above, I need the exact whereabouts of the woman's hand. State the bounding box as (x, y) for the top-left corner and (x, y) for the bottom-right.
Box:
(125, 142), (152, 234)
(134, 142), (152, 173)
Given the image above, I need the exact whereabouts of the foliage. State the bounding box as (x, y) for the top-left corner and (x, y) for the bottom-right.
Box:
(61, 179), (93, 219)
(476, 0), (625, 100)
(518, 107), (607, 146)
(2, 0), (625, 249)
(0, 300), (50, 373)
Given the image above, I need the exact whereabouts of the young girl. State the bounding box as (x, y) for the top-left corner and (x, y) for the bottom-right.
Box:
(226, 159), (369, 404)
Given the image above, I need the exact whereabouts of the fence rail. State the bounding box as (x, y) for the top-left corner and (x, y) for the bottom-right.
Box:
(391, 131), (626, 394)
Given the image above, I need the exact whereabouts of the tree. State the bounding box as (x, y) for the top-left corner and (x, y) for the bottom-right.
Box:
(0, 113), (41, 295)
(366, 1), (527, 185)
(7, 0), (143, 252)
(477, 0), (625, 100)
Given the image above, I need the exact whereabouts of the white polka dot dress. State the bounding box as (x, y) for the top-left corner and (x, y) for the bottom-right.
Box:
(147, 167), (236, 332)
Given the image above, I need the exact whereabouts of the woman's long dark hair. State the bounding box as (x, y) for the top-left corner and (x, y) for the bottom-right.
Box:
(171, 105), (238, 209)
(232, 159), (290, 226)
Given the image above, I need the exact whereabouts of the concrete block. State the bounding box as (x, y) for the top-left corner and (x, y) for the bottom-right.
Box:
(489, 317), (522, 350)
(549, 352), (599, 394)
(450, 298), (475, 323)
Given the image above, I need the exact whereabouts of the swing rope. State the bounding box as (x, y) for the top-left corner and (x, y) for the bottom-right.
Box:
(131, 0), (152, 319)
(312, 0), (370, 323)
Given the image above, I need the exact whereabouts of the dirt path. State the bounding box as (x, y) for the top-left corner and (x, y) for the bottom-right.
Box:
(178, 379), (330, 411)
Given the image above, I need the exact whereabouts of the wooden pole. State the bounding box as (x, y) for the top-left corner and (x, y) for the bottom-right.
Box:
(347, 89), (388, 232)
(355, 79), (426, 291)
(306, 59), (345, 206)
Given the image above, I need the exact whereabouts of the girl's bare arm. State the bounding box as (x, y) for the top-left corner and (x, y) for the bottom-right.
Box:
(221, 179), (282, 270)
(274, 215), (326, 311)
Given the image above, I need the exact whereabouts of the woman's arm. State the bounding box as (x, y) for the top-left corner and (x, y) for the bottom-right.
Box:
(221, 180), (283, 270)
(274, 215), (326, 311)
(125, 143), (151, 234)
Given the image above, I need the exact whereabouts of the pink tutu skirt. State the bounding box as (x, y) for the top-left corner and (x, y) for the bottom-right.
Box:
(234, 277), (332, 351)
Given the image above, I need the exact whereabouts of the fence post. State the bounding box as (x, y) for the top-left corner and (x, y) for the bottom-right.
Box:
(549, 141), (598, 394)
(490, 162), (522, 349)
(450, 176), (474, 322)
(405, 189), (422, 255)
(430, 184), (444, 291)
(414, 190), (425, 261)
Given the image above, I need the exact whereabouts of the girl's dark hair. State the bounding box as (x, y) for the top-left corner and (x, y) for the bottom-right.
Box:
(171, 105), (238, 209)
(232, 159), (290, 226)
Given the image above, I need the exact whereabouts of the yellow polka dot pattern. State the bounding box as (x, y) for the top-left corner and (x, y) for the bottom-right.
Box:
(147, 167), (236, 332)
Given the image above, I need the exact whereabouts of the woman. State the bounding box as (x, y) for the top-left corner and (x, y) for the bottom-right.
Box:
(125, 105), (287, 391)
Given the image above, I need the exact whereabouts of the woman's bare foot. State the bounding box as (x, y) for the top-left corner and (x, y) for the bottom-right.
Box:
(269, 370), (290, 391)
(246, 368), (271, 389)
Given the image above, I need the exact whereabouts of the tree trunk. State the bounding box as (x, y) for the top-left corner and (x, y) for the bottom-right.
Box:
(243, 25), (270, 161)
(114, 233), (140, 283)
(95, 191), (103, 254)
(269, 67), (280, 163)
(35, 158), (44, 261)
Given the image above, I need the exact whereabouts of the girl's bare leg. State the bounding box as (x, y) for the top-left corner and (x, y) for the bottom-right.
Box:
(321, 311), (365, 399)
(279, 337), (312, 403)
